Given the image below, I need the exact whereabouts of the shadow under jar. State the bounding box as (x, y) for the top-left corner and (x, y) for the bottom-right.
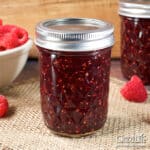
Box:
(119, 0), (150, 84)
(35, 18), (114, 137)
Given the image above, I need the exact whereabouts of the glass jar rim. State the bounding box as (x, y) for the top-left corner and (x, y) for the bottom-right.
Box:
(119, 0), (150, 18)
(35, 18), (114, 52)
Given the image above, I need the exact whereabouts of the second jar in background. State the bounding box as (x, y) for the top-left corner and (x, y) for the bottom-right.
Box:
(119, 0), (150, 84)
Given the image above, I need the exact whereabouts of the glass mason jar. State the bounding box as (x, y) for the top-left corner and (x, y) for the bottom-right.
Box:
(119, 0), (150, 84)
(35, 18), (114, 137)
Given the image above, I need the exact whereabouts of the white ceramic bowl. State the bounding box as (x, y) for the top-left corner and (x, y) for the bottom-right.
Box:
(0, 39), (33, 87)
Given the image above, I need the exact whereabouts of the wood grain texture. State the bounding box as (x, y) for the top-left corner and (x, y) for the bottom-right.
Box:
(0, 0), (120, 58)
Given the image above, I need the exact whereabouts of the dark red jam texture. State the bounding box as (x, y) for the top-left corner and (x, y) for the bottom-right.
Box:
(121, 16), (150, 84)
(38, 47), (111, 135)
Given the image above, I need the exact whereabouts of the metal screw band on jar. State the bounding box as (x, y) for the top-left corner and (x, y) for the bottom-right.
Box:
(35, 18), (114, 51)
(119, 0), (150, 18)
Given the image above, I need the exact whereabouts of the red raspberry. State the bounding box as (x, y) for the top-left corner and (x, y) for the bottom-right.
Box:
(13, 27), (28, 45)
(0, 24), (28, 50)
(120, 75), (147, 102)
(0, 95), (8, 117)
(0, 19), (2, 26)
(0, 29), (19, 50)
(0, 25), (16, 33)
(0, 25), (20, 50)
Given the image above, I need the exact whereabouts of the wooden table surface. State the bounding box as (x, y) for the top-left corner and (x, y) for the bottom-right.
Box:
(15, 59), (126, 83)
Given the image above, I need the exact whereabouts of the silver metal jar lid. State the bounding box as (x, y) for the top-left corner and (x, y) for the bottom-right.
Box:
(35, 18), (114, 52)
(119, 0), (150, 18)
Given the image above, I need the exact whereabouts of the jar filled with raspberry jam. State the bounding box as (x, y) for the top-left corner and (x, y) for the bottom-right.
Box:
(35, 18), (114, 137)
(119, 0), (150, 84)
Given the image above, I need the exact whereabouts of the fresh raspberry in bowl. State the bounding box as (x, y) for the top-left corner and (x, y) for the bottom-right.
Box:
(0, 20), (28, 51)
(0, 19), (2, 26)
(0, 19), (33, 87)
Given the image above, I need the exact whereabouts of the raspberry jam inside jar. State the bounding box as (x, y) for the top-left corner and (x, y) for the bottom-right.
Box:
(119, 0), (150, 84)
(35, 18), (114, 137)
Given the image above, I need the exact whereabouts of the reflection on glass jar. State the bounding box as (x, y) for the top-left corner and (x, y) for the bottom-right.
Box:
(119, 0), (150, 84)
(35, 18), (114, 137)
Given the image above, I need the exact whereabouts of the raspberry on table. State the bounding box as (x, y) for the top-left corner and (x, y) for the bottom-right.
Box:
(0, 95), (9, 117)
(120, 75), (147, 103)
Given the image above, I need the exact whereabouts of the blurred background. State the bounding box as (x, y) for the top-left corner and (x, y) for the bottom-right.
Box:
(1, 0), (120, 58)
